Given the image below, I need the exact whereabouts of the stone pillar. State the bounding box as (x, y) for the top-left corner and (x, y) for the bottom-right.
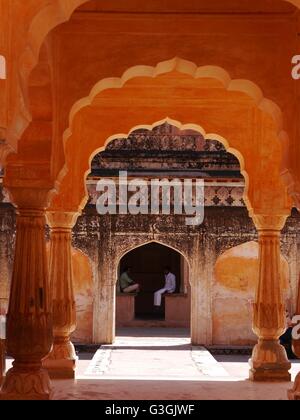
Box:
(43, 211), (78, 379)
(180, 255), (189, 294)
(93, 228), (115, 345)
(249, 215), (291, 382)
(0, 189), (53, 400)
(93, 270), (115, 344)
(288, 274), (300, 399)
(191, 278), (203, 345)
(190, 235), (212, 346)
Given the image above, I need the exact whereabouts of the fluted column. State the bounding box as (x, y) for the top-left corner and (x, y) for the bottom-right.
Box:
(43, 211), (78, 379)
(288, 274), (300, 399)
(0, 189), (53, 400)
(249, 215), (291, 382)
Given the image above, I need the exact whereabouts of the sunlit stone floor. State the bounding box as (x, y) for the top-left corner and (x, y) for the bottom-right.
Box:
(6, 328), (300, 400)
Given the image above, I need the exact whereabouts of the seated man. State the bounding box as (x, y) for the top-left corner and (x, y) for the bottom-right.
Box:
(118, 266), (140, 294)
(280, 309), (295, 359)
(154, 266), (176, 307)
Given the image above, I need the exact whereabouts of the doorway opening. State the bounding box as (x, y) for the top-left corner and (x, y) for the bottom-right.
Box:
(118, 242), (189, 322)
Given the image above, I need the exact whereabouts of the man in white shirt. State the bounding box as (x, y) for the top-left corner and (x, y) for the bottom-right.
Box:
(154, 266), (176, 307)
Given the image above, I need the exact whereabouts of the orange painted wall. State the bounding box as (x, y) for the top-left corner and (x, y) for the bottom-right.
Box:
(213, 241), (290, 345)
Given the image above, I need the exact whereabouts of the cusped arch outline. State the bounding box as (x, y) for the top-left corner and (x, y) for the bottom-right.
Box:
(117, 239), (191, 270)
(8, 0), (87, 148)
(11, 0), (298, 152)
(50, 116), (250, 214)
(50, 57), (291, 214)
(115, 239), (191, 287)
(67, 58), (285, 133)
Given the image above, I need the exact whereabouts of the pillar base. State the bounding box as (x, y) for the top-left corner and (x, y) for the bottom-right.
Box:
(43, 340), (77, 379)
(43, 359), (76, 380)
(249, 339), (291, 382)
(0, 364), (52, 400)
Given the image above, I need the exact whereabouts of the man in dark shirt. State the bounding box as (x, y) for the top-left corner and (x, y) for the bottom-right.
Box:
(118, 266), (140, 293)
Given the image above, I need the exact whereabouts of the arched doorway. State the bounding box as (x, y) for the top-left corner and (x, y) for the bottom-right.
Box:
(117, 242), (190, 325)
(89, 121), (244, 346)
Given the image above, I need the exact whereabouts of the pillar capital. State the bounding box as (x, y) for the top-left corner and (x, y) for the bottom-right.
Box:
(4, 186), (51, 210)
(251, 214), (288, 232)
(46, 210), (80, 230)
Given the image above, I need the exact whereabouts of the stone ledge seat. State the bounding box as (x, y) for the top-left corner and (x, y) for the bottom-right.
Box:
(116, 291), (190, 327)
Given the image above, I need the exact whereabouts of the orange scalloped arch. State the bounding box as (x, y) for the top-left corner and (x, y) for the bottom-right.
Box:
(49, 58), (292, 219)
(9, 0), (299, 149)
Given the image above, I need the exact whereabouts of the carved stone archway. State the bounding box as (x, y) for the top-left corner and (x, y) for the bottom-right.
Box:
(44, 60), (292, 383)
(48, 58), (291, 221)
(94, 238), (195, 344)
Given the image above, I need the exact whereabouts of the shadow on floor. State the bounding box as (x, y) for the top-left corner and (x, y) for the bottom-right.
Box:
(116, 327), (190, 338)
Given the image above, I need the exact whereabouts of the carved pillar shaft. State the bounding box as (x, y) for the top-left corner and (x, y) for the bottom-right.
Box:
(0, 208), (53, 400)
(43, 212), (78, 379)
(250, 217), (291, 382)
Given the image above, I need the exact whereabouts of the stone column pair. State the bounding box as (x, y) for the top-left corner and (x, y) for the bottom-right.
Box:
(0, 193), (78, 399)
(0, 192), (294, 399)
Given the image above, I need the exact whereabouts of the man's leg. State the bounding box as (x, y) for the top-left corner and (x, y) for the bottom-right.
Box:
(154, 288), (166, 307)
(123, 284), (139, 293)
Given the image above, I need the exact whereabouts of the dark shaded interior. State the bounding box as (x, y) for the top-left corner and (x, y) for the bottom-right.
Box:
(120, 242), (181, 319)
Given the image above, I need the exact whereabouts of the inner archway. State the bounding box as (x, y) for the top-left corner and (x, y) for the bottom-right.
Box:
(87, 121), (246, 345)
